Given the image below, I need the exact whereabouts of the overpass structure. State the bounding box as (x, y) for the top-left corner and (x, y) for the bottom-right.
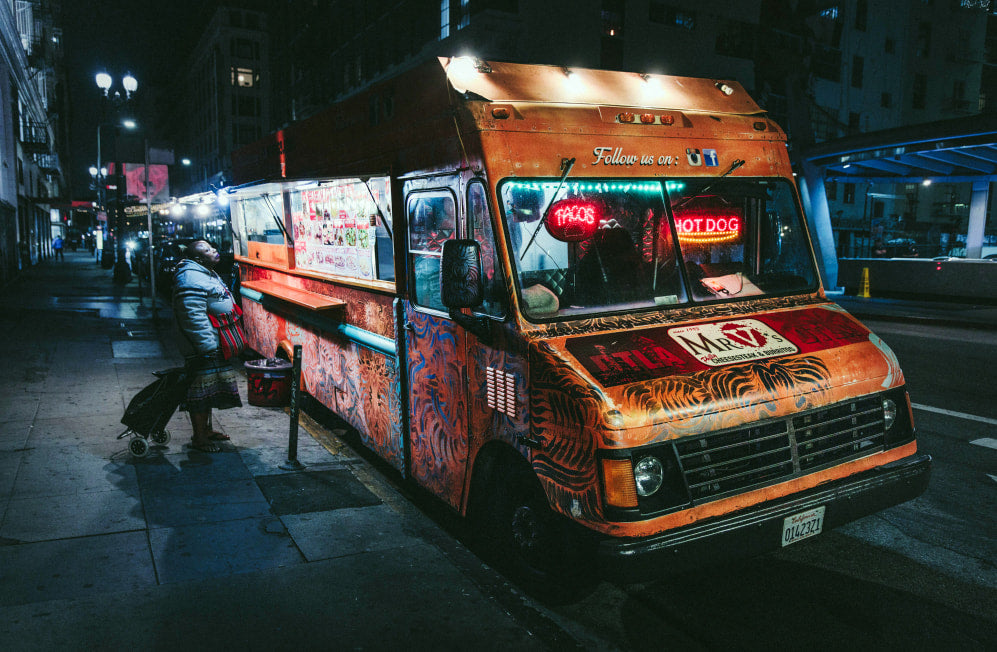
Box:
(798, 112), (997, 290)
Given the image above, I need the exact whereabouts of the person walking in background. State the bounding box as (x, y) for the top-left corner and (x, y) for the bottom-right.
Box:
(52, 236), (64, 261)
(172, 240), (242, 453)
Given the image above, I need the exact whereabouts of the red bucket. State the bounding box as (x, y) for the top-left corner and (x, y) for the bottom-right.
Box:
(245, 358), (293, 407)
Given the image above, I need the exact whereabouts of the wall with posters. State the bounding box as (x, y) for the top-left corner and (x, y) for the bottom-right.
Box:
(289, 177), (392, 281)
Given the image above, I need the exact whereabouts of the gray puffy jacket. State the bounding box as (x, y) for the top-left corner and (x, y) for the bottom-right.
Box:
(173, 259), (236, 357)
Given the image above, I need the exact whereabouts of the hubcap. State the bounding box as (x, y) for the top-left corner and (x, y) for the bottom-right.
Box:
(511, 504), (541, 553)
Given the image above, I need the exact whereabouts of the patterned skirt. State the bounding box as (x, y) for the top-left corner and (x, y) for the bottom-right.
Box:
(181, 354), (243, 413)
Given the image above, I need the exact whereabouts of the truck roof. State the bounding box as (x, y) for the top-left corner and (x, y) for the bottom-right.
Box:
(442, 57), (764, 116)
(231, 57), (771, 185)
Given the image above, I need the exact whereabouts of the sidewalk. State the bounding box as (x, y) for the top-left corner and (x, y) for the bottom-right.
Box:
(0, 252), (549, 650)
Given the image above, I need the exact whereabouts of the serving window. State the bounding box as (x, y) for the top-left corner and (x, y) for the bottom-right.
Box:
(230, 183), (289, 266)
(288, 177), (394, 281)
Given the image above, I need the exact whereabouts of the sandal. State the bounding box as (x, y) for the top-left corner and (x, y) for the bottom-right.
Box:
(208, 431), (231, 441)
(189, 440), (221, 453)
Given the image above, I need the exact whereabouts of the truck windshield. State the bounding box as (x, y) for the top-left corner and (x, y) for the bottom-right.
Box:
(499, 177), (818, 320)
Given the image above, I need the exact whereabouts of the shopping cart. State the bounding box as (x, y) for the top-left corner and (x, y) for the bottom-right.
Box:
(118, 367), (190, 457)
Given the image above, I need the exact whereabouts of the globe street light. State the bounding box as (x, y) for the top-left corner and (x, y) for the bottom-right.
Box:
(95, 71), (139, 283)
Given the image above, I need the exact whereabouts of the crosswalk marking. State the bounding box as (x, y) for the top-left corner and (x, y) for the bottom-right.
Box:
(969, 438), (997, 450)
(911, 403), (997, 426)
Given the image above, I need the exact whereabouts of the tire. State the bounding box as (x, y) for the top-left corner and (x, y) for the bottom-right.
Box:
(481, 462), (564, 581)
(128, 437), (150, 458)
(151, 429), (171, 445)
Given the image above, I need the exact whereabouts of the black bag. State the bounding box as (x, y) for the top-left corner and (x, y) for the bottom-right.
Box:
(121, 367), (191, 437)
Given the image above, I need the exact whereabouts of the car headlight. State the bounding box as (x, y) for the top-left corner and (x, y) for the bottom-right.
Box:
(633, 456), (664, 497)
(883, 398), (897, 431)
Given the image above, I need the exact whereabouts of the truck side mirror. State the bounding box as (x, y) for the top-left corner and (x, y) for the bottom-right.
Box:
(441, 239), (483, 308)
(440, 239), (492, 342)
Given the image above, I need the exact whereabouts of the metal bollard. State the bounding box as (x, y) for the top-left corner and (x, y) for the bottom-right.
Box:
(279, 345), (306, 471)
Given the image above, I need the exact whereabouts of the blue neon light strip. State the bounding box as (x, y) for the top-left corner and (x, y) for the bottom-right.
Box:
(239, 286), (396, 357)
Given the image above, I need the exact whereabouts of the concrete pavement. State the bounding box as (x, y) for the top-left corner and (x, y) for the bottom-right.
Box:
(0, 252), (557, 650)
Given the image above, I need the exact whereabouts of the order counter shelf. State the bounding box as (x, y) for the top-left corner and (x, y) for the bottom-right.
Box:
(240, 279), (346, 312)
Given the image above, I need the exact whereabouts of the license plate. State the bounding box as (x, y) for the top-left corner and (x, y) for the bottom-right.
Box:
(781, 506), (825, 547)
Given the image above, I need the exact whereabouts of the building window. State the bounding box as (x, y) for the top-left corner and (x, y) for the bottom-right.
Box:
(440, 0), (450, 39)
(813, 45), (842, 81)
(232, 38), (258, 60)
(233, 95), (260, 117)
(844, 183), (856, 204)
(855, 0), (867, 30)
(825, 180), (838, 201)
(881, 92), (892, 108)
(913, 74), (927, 109)
(819, 5), (840, 19)
(916, 22), (931, 57)
(851, 56), (863, 88)
(715, 19), (754, 59)
(953, 80), (965, 101)
(231, 67), (256, 87)
(812, 109), (840, 141)
(649, 2), (695, 30)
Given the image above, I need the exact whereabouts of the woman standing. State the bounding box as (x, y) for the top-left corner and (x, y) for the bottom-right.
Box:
(173, 239), (241, 452)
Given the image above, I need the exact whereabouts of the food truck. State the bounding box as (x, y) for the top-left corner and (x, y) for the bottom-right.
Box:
(228, 57), (930, 575)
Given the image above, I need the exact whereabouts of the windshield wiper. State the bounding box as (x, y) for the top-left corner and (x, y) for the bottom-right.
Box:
(670, 158), (745, 211)
(361, 177), (392, 240)
(262, 194), (293, 245)
(519, 157), (576, 261)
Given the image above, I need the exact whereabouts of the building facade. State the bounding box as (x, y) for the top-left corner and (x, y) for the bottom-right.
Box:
(796, 1), (992, 258)
(0, 0), (68, 282)
(169, 5), (270, 196)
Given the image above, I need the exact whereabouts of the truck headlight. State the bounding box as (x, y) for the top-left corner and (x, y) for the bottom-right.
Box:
(883, 398), (897, 431)
(634, 456), (664, 496)
(601, 446), (691, 518)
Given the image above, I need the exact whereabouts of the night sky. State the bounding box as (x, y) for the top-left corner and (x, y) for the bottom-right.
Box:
(61, 0), (217, 197)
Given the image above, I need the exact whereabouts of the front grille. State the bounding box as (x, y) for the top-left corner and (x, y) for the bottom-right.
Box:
(675, 396), (885, 503)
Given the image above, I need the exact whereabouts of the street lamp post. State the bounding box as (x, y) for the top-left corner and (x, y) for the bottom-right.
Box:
(95, 71), (138, 284)
(181, 157), (210, 193)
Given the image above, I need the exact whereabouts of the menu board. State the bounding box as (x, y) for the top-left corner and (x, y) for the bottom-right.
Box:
(289, 177), (390, 280)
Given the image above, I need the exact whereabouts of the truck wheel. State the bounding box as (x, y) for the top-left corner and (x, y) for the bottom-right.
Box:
(485, 464), (562, 579)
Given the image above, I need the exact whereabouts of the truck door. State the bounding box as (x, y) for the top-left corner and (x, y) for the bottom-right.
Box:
(403, 185), (469, 509)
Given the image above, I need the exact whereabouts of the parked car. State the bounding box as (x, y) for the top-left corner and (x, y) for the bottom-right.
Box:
(947, 245), (997, 259)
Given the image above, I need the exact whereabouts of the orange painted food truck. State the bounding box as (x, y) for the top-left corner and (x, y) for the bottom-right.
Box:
(228, 57), (930, 575)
